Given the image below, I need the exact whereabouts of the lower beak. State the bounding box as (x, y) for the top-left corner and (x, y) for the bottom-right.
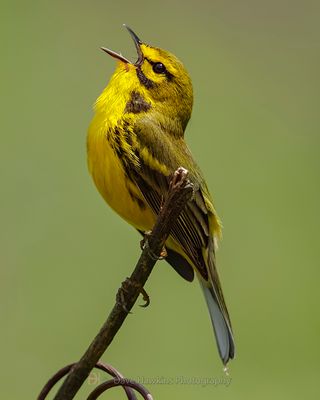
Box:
(100, 47), (130, 64)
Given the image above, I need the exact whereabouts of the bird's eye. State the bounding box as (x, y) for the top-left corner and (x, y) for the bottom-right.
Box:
(152, 62), (166, 74)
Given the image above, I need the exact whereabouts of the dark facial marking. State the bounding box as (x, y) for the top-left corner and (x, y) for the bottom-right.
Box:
(136, 68), (155, 89)
(125, 91), (151, 114)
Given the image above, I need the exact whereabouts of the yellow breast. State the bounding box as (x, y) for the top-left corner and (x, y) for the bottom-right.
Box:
(87, 117), (156, 231)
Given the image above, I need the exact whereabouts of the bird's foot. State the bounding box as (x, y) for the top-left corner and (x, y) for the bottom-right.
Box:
(116, 277), (132, 314)
(116, 277), (151, 311)
(140, 230), (152, 250)
(140, 230), (167, 261)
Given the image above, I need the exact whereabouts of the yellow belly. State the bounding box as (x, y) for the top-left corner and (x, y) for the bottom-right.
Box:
(87, 128), (156, 231)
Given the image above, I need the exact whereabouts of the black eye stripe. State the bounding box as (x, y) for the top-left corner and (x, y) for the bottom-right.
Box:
(136, 68), (155, 89)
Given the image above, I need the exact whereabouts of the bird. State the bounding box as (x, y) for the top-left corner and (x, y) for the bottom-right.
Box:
(87, 25), (235, 365)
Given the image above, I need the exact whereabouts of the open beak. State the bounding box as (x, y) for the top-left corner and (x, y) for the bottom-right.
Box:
(101, 25), (144, 66)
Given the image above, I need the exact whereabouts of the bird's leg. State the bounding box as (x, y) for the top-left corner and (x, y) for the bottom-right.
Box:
(116, 277), (151, 310)
(140, 230), (167, 260)
(136, 229), (168, 309)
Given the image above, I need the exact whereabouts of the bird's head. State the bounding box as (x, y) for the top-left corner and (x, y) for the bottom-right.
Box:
(101, 26), (193, 130)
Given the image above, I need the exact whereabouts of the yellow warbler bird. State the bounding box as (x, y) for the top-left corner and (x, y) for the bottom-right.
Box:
(87, 26), (235, 365)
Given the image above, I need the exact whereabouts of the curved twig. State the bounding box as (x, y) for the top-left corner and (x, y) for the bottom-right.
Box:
(45, 168), (193, 400)
(37, 362), (137, 400)
(87, 378), (153, 400)
(38, 364), (74, 400)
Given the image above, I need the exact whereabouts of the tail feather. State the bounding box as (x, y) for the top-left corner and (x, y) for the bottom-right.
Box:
(200, 280), (235, 365)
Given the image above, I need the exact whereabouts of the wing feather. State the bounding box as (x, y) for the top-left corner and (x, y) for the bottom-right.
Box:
(126, 117), (212, 279)
(123, 115), (234, 363)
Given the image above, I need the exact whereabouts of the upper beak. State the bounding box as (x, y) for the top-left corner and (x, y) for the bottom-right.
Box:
(101, 25), (144, 66)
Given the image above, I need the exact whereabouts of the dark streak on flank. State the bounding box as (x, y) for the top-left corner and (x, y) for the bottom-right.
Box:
(107, 126), (146, 211)
(108, 131), (208, 280)
(126, 185), (146, 210)
(136, 68), (155, 89)
(123, 130), (132, 146)
(122, 120), (133, 146)
(112, 128), (125, 160)
(107, 127), (209, 280)
(125, 91), (151, 114)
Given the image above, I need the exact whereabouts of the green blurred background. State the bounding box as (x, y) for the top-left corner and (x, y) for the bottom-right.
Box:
(1, 0), (319, 398)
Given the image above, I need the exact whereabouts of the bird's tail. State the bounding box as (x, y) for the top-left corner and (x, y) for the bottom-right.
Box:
(200, 279), (235, 365)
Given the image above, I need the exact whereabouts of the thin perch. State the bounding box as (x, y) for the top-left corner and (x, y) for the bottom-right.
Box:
(52, 167), (193, 400)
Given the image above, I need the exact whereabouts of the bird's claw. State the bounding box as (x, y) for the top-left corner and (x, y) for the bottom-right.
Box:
(140, 230), (152, 250)
(159, 247), (168, 260)
(140, 230), (167, 261)
(139, 287), (150, 308)
(117, 278), (151, 310)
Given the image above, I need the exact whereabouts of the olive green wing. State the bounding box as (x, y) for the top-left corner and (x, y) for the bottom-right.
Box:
(128, 116), (213, 281)
(128, 116), (234, 363)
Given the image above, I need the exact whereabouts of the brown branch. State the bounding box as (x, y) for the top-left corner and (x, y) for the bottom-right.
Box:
(51, 167), (193, 400)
